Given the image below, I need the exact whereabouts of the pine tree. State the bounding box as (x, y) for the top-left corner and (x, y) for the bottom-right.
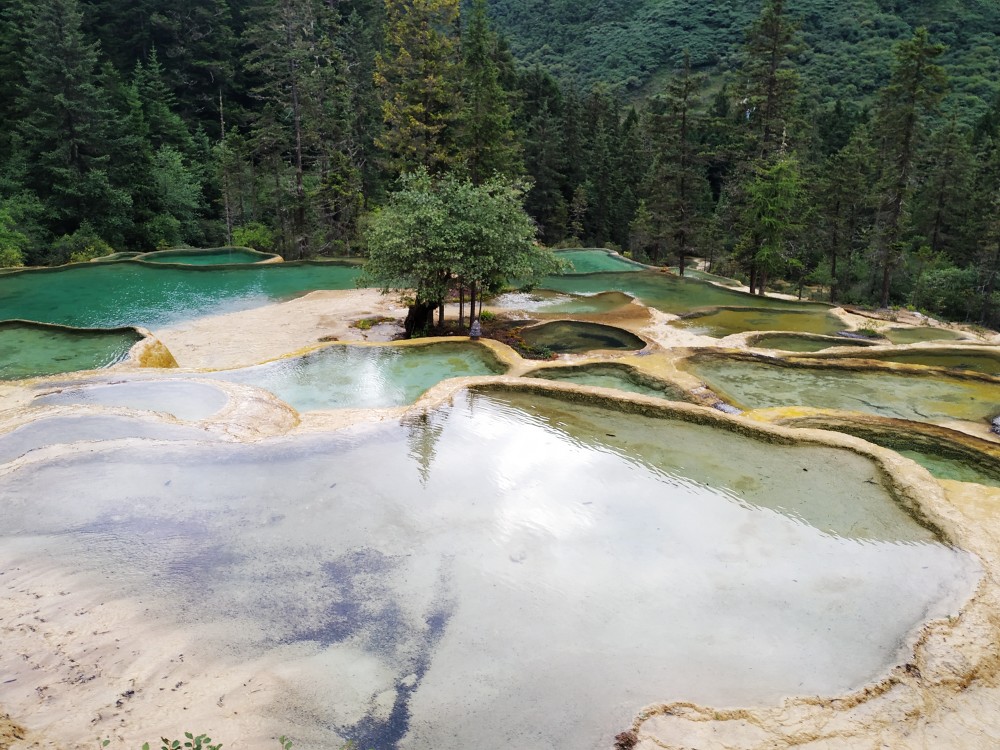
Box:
(14, 0), (130, 246)
(872, 27), (947, 307)
(374, 0), (463, 176)
(458, 0), (521, 184)
(644, 54), (711, 274)
(740, 0), (802, 160)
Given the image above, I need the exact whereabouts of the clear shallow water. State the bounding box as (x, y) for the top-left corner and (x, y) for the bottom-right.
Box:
(0, 414), (220, 465)
(0, 261), (361, 329)
(0, 322), (143, 380)
(520, 321), (646, 354)
(895, 449), (1000, 488)
(34, 380), (230, 421)
(491, 289), (634, 315)
(829, 348), (1000, 376)
(542, 271), (832, 324)
(885, 327), (970, 345)
(556, 249), (646, 274)
(674, 307), (845, 338)
(667, 267), (743, 287)
(689, 357), (1000, 424)
(526, 363), (686, 400)
(208, 343), (506, 411)
(138, 248), (276, 265)
(748, 333), (875, 353)
(0, 391), (979, 750)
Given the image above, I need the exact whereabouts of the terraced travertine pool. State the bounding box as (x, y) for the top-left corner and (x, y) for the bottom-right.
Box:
(0, 389), (979, 749)
(0, 321), (144, 380)
(688, 356), (1000, 425)
(0, 260), (361, 328)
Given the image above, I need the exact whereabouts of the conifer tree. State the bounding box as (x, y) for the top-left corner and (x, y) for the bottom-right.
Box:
(872, 27), (947, 307)
(644, 54), (711, 273)
(374, 0), (463, 176)
(14, 0), (130, 245)
(458, 0), (521, 184)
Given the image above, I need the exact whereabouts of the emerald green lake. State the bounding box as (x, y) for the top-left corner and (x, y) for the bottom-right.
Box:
(896, 449), (1000, 488)
(689, 357), (1000, 424)
(138, 247), (278, 265)
(555, 249), (646, 274)
(0, 322), (144, 380)
(667, 267), (742, 287)
(0, 261), (361, 329)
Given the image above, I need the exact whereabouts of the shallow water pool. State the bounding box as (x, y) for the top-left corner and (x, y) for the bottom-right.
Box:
(526, 363), (686, 400)
(34, 380), (230, 421)
(828, 348), (1000, 376)
(689, 356), (1000, 424)
(748, 333), (875, 353)
(520, 321), (646, 354)
(0, 321), (143, 380)
(208, 342), (506, 411)
(0, 261), (361, 329)
(674, 307), (845, 338)
(138, 247), (278, 265)
(884, 327), (970, 345)
(0, 390), (979, 749)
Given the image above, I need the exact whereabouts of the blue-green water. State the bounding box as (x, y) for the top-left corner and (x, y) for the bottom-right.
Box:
(520, 321), (647, 354)
(556, 249), (646, 274)
(0, 261), (362, 329)
(526, 363), (686, 400)
(208, 342), (507, 410)
(137, 247), (279, 265)
(0, 322), (144, 380)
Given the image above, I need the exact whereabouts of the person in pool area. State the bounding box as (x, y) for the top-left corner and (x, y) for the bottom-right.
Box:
(469, 319), (482, 340)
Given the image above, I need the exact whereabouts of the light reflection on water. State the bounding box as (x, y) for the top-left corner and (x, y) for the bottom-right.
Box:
(0, 390), (981, 750)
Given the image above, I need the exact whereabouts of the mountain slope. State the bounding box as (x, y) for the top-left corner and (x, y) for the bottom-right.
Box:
(488, 0), (1000, 112)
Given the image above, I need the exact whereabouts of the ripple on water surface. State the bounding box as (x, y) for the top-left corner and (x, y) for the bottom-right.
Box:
(0, 390), (979, 750)
(206, 342), (506, 411)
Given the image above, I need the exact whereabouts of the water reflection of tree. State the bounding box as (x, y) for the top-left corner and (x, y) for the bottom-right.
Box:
(405, 410), (447, 485)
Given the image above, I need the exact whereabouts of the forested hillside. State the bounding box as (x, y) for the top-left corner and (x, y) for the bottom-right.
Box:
(1, 0), (999, 327)
(489, 0), (1000, 112)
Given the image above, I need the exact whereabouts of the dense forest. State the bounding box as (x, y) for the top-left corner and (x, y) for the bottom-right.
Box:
(1, 0), (999, 325)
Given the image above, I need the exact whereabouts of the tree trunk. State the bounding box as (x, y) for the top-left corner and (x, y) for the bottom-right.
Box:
(678, 252), (686, 277)
(404, 302), (437, 338)
(459, 284), (465, 328)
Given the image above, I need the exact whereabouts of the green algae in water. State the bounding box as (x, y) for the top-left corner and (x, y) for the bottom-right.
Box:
(674, 307), (845, 337)
(555, 248), (646, 273)
(839, 348), (1000, 376)
(895, 449), (1000, 488)
(0, 389), (978, 749)
(137, 247), (278, 265)
(884, 327), (970, 345)
(0, 321), (143, 380)
(689, 356), (1000, 424)
(526, 363), (686, 400)
(209, 342), (507, 410)
(541, 269), (832, 319)
(0, 261), (362, 329)
(520, 320), (646, 353)
(749, 333), (875, 352)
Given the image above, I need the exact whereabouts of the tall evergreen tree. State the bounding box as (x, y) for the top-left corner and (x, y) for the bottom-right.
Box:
(871, 27), (947, 307)
(644, 54), (711, 273)
(458, 0), (521, 184)
(14, 0), (130, 246)
(374, 0), (463, 176)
